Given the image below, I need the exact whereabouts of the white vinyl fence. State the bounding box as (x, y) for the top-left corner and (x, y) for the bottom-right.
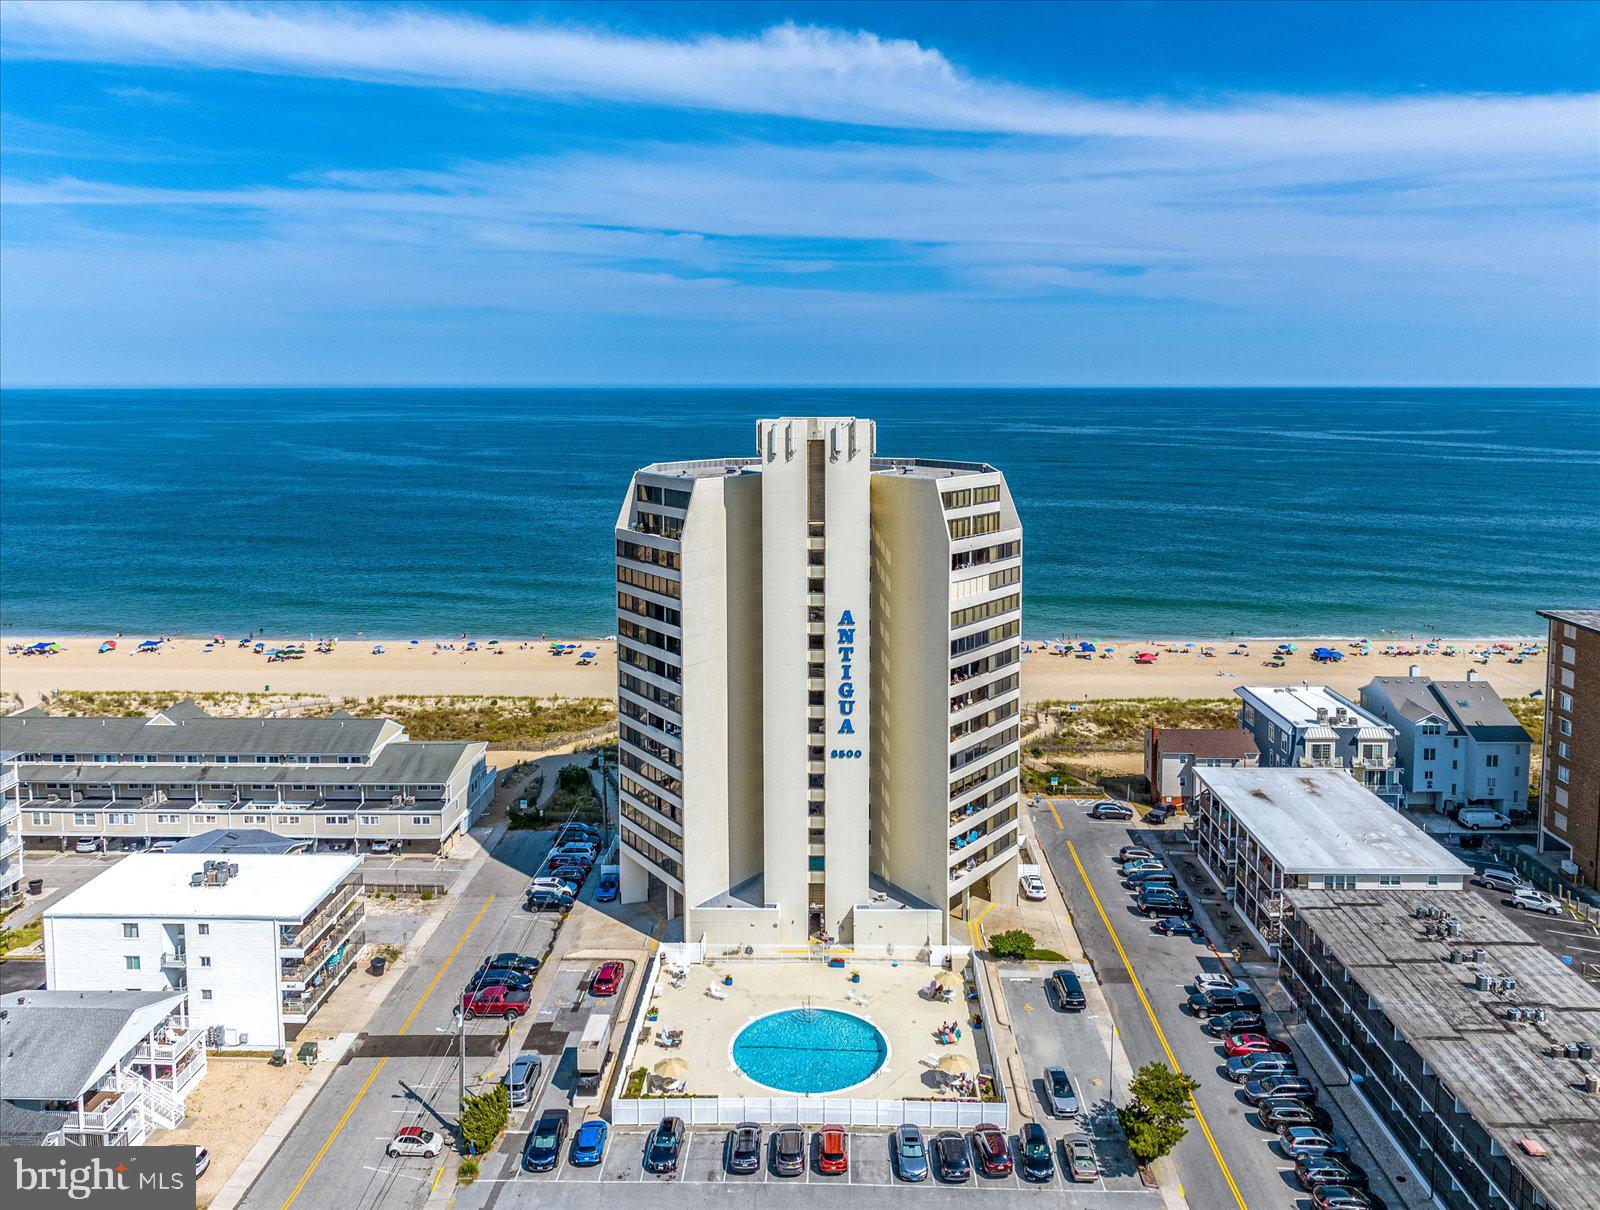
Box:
(610, 1095), (1005, 1130)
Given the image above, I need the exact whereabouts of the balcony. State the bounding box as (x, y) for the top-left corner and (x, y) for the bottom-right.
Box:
(1297, 757), (1340, 769)
(1351, 755), (1396, 769)
(159, 950), (187, 970)
(279, 884), (362, 956)
(73, 1082), (139, 1134)
(0, 796), (20, 826)
(281, 934), (361, 1021)
(282, 914), (365, 989)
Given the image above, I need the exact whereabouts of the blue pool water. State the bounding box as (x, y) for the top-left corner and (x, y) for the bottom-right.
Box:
(732, 1008), (888, 1094)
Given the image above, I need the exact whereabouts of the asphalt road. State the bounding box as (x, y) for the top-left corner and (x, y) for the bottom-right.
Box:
(1028, 800), (1303, 1210)
(238, 827), (566, 1210)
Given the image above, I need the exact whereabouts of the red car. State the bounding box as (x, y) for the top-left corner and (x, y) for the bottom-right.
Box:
(970, 1123), (1013, 1176)
(1224, 1033), (1292, 1058)
(590, 962), (624, 997)
(816, 1126), (849, 1174)
(461, 984), (529, 1020)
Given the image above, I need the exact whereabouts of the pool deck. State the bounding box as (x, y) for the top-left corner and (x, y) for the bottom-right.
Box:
(640, 959), (987, 1100)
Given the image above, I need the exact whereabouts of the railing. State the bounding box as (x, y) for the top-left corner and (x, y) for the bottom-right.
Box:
(281, 934), (361, 1018)
(282, 908), (364, 983)
(74, 1086), (138, 1134)
(159, 951), (187, 969)
(280, 883), (361, 951)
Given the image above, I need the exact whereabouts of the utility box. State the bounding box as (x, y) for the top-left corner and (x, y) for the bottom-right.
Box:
(575, 1013), (611, 1092)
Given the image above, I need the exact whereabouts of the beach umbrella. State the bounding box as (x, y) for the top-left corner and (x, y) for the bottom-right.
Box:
(938, 1054), (976, 1076)
(933, 970), (964, 991)
(410, 639), (419, 644)
(138, 639), (160, 649)
(653, 1058), (688, 1079)
(1079, 642), (1095, 652)
(580, 651), (597, 660)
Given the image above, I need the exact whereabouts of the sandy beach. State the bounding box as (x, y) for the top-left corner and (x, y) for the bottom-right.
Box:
(0, 633), (1548, 708)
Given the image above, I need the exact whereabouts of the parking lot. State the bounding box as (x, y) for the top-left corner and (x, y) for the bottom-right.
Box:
(1462, 876), (1600, 985)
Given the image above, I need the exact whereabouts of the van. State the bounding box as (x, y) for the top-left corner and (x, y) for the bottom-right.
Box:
(503, 1054), (543, 1107)
(1458, 808), (1511, 831)
(1052, 969), (1086, 1011)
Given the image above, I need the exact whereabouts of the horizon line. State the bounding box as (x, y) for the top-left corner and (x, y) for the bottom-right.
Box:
(4, 382), (1598, 392)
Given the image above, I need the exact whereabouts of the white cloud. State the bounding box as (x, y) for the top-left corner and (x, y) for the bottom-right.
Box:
(3, 0), (1596, 153)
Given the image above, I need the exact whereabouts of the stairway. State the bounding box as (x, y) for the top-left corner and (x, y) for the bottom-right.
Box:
(122, 1068), (186, 1130)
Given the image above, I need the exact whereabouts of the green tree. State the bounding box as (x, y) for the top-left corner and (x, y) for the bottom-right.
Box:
(458, 1084), (509, 1155)
(1117, 1062), (1200, 1165)
(988, 929), (1035, 960)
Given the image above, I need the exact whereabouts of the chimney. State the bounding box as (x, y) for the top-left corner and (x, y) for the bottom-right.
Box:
(1409, 664), (1421, 677)
(1467, 669), (1481, 683)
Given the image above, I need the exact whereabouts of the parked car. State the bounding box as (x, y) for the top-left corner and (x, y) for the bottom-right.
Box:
(1090, 800), (1134, 820)
(1457, 807), (1510, 830)
(546, 864), (589, 885)
(1140, 897), (1194, 918)
(523, 1109), (569, 1172)
(1223, 1033), (1292, 1058)
(891, 1123), (929, 1182)
(1507, 888), (1562, 916)
(467, 968), (532, 994)
(485, 952), (542, 977)
(370, 839), (396, 855)
(1278, 1127), (1346, 1158)
(596, 872), (620, 902)
(590, 961), (624, 996)
(932, 1131), (971, 1182)
(772, 1127), (806, 1176)
(194, 1147), (210, 1178)
(1246, 1076), (1318, 1105)
(1296, 1155), (1369, 1191)
(1226, 1054), (1298, 1082)
(816, 1126), (849, 1174)
(1147, 804), (1175, 824)
(644, 1117), (685, 1174)
(528, 876), (580, 897)
(1155, 916), (1203, 938)
(570, 1118), (608, 1167)
(503, 1054), (543, 1107)
(970, 1123), (1012, 1176)
(552, 842), (598, 862)
(1314, 1186), (1381, 1210)
(1259, 1099), (1332, 1131)
(1065, 1133), (1099, 1182)
(1018, 1123), (1054, 1182)
(1045, 1066), (1079, 1116)
(1188, 988), (1261, 1018)
(1052, 969), (1086, 1010)
(461, 985), (530, 1020)
(1118, 845), (1156, 862)
(73, 837), (101, 853)
(1125, 869), (1177, 887)
(149, 840), (176, 853)
(1020, 873), (1047, 901)
(725, 1122), (762, 1175)
(1192, 973), (1251, 996)
(1206, 1010), (1266, 1037)
(525, 888), (575, 912)
(1122, 858), (1166, 873)
(1476, 867), (1528, 893)
(387, 1127), (443, 1158)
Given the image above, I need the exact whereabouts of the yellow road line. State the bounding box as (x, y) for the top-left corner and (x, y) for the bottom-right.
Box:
(280, 894), (496, 1210)
(967, 900), (999, 952)
(1065, 840), (1247, 1210)
(1047, 800), (1064, 830)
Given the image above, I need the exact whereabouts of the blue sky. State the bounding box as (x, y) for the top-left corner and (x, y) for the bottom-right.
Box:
(1, 1), (1596, 386)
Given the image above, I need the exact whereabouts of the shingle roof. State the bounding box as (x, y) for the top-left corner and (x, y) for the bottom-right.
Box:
(169, 828), (310, 854)
(1150, 728), (1259, 760)
(0, 706), (401, 758)
(1367, 676), (1531, 744)
(0, 990), (186, 1100)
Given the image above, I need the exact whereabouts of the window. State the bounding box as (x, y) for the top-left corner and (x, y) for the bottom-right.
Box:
(1485, 754), (1499, 768)
(1422, 748), (1436, 761)
(125, 956), (141, 971)
(941, 484), (1000, 510)
(808, 855), (826, 871)
(200, 989), (213, 1001)
(359, 815), (381, 826)
(30, 811), (50, 825)
(951, 593), (1020, 630)
(635, 483), (691, 509)
(1426, 875), (1440, 886)
(72, 812), (96, 826)
(412, 815), (431, 826)
(947, 511), (1001, 540)
(199, 956), (212, 967)
(1321, 875), (1356, 890)
(1379, 875), (1401, 887)
(122, 923), (139, 938)
(198, 924), (210, 935)
(326, 815), (351, 825)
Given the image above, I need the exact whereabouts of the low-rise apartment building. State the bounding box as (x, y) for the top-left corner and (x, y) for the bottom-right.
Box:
(45, 851), (364, 1048)
(0, 701), (492, 853)
(1360, 671), (1532, 816)
(0, 989), (205, 1147)
(1280, 888), (1600, 1210)
(1190, 766), (1467, 951)
(1235, 683), (1400, 804)
(1537, 609), (1600, 888)
(1144, 727), (1259, 807)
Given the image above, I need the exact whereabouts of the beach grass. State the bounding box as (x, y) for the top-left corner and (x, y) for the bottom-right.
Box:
(1027, 697), (1240, 751)
(40, 690), (615, 750)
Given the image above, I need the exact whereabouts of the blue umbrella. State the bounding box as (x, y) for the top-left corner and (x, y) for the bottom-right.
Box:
(1079, 642), (1095, 652)
(138, 639), (161, 649)
(580, 651), (597, 659)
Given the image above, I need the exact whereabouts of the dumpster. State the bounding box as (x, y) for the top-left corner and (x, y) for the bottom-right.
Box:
(370, 954), (388, 976)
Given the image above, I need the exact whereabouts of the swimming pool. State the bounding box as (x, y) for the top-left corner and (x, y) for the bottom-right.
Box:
(731, 1008), (889, 1094)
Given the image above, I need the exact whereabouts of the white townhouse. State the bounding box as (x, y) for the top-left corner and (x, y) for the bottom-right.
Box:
(0, 701), (492, 853)
(1234, 684), (1401, 805)
(0, 989), (205, 1147)
(45, 851), (363, 1048)
(614, 416), (1024, 951)
(1359, 671), (1532, 816)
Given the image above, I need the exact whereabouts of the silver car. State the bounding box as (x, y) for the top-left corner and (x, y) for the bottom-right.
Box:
(1045, 1066), (1079, 1117)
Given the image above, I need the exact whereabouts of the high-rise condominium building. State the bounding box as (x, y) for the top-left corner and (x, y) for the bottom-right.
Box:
(1537, 609), (1600, 886)
(614, 416), (1023, 950)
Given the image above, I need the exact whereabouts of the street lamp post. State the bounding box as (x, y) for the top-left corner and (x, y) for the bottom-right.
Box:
(452, 1005), (469, 1153)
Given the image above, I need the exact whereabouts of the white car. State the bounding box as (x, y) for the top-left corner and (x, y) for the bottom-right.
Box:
(1020, 874), (1047, 901)
(194, 1147), (210, 1178)
(74, 837), (100, 854)
(1507, 888), (1561, 916)
(387, 1127), (443, 1158)
(370, 839), (396, 854)
(1192, 973), (1251, 996)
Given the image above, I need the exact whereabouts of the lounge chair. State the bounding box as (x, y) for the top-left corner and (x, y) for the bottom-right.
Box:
(706, 985), (728, 1001)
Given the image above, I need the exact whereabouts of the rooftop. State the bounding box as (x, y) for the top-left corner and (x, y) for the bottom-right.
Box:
(1538, 608), (1600, 636)
(1285, 888), (1600, 1210)
(870, 457), (1000, 481)
(46, 852), (361, 921)
(1366, 676), (1531, 743)
(169, 828), (311, 855)
(0, 701), (402, 758)
(0, 989), (186, 1101)
(1194, 766), (1469, 875)
(1236, 684), (1395, 740)
(1150, 727), (1260, 760)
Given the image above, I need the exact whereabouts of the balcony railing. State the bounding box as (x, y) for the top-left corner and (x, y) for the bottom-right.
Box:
(159, 951), (187, 969)
(74, 1084), (139, 1134)
(279, 883), (361, 952)
(282, 909), (365, 985)
(281, 937), (360, 1019)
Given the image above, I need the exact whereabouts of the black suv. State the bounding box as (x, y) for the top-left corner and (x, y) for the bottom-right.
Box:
(1187, 988), (1261, 1018)
(522, 1109), (568, 1173)
(644, 1117), (685, 1174)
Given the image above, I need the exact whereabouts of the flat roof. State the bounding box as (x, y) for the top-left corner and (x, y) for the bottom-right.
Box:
(1538, 608), (1600, 636)
(46, 852), (361, 921)
(1194, 767), (1469, 875)
(1235, 684), (1395, 739)
(1285, 888), (1600, 1210)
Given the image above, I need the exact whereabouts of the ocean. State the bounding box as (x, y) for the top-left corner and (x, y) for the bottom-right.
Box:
(1, 388), (1596, 639)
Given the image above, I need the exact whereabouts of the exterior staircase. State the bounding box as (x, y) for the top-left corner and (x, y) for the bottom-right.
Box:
(122, 1068), (186, 1131)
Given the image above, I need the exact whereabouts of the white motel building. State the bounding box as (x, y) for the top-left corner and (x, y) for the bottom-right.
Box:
(614, 416), (1024, 951)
